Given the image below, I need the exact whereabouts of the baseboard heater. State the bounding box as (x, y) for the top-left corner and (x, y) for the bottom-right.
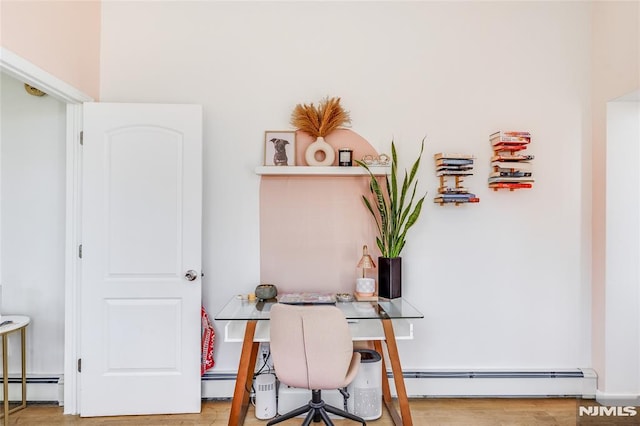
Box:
(403, 370), (586, 379)
(0, 370), (598, 403)
(0, 376), (61, 403)
(401, 369), (596, 398)
(0, 376), (60, 384)
(202, 369), (590, 380)
(202, 369), (597, 399)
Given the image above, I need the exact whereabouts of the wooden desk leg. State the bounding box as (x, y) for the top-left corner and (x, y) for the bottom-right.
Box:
(381, 318), (413, 426)
(20, 328), (26, 411)
(228, 320), (259, 426)
(2, 334), (8, 426)
(373, 340), (402, 426)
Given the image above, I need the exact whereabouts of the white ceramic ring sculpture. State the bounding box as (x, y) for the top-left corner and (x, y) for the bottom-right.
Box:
(305, 137), (335, 166)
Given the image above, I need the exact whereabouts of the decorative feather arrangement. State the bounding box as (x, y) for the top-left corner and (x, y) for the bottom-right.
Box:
(290, 96), (351, 138)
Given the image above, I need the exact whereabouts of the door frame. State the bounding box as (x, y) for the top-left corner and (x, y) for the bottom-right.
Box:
(0, 47), (93, 414)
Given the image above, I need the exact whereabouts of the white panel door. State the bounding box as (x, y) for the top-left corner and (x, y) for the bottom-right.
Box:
(80, 103), (202, 416)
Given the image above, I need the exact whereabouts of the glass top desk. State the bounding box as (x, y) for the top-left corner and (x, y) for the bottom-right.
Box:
(215, 297), (423, 426)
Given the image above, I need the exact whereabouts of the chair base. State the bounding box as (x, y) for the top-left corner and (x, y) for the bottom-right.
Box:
(267, 389), (366, 426)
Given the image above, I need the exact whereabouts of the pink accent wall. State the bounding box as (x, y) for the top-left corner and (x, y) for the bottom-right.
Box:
(1, 0), (101, 99)
(260, 130), (384, 294)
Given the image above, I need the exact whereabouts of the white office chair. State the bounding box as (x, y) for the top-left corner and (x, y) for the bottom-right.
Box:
(267, 303), (366, 425)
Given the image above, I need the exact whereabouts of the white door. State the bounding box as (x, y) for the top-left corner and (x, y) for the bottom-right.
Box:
(80, 103), (202, 416)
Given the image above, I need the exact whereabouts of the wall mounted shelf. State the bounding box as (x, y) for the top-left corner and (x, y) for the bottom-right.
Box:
(255, 165), (390, 176)
(433, 153), (479, 205)
(488, 131), (534, 191)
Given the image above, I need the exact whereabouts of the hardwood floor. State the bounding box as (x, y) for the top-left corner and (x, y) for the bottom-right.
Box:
(8, 398), (585, 425)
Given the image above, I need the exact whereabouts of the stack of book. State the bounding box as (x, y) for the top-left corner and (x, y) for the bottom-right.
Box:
(434, 153), (480, 205)
(488, 131), (534, 190)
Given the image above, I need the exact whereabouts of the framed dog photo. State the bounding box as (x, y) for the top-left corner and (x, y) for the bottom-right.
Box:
(264, 131), (296, 166)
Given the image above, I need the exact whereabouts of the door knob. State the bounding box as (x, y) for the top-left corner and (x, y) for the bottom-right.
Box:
(185, 270), (198, 281)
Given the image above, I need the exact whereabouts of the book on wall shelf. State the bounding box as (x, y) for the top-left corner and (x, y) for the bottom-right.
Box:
(436, 164), (474, 170)
(490, 131), (531, 144)
(436, 158), (475, 166)
(488, 182), (533, 190)
(488, 130), (534, 191)
(488, 176), (535, 183)
(491, 154), (535, 162)
(434, 196), (480, 204)
(492, 143), (529, 152)
(433, 153), (479, 206)
(434, 152), (474, 160)
(491, 161), (533, 172)
(489, 171), (533, 178)
(436, 170), (474, 177)
(438, 186), (469, 194)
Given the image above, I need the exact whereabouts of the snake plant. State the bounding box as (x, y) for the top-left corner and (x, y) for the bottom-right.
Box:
(356, 138), (426, 258)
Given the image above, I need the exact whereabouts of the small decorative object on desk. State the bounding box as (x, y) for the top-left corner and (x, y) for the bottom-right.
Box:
(488, 131), (534, 191)
(278, 293), (337, 305)
(255, 284), (277, 300)
(354, 292), (378, 302)
(336, 293), (354, 302)
(355, 245), (377, 301)
(290, 96), (351, 166)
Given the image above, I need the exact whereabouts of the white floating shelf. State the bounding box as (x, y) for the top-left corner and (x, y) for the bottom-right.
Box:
(255, 166), (390, 176)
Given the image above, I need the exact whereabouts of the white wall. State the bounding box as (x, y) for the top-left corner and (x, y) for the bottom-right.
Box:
(590, 0), (640, 392)
(604, 95), (640, 404)
(0, 72), (66, 376)
(99, 2), (592, 377)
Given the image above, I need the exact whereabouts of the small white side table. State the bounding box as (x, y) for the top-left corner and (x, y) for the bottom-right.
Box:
(0, 316), (30, 426)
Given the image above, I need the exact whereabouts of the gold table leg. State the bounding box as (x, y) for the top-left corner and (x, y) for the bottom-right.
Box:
(20, 328), (26, 411)
(0, 324), (29, 425)
(2, 334), (8, 426)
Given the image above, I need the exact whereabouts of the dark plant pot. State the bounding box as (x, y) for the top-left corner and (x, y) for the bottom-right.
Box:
(378, 257), (402, 299)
